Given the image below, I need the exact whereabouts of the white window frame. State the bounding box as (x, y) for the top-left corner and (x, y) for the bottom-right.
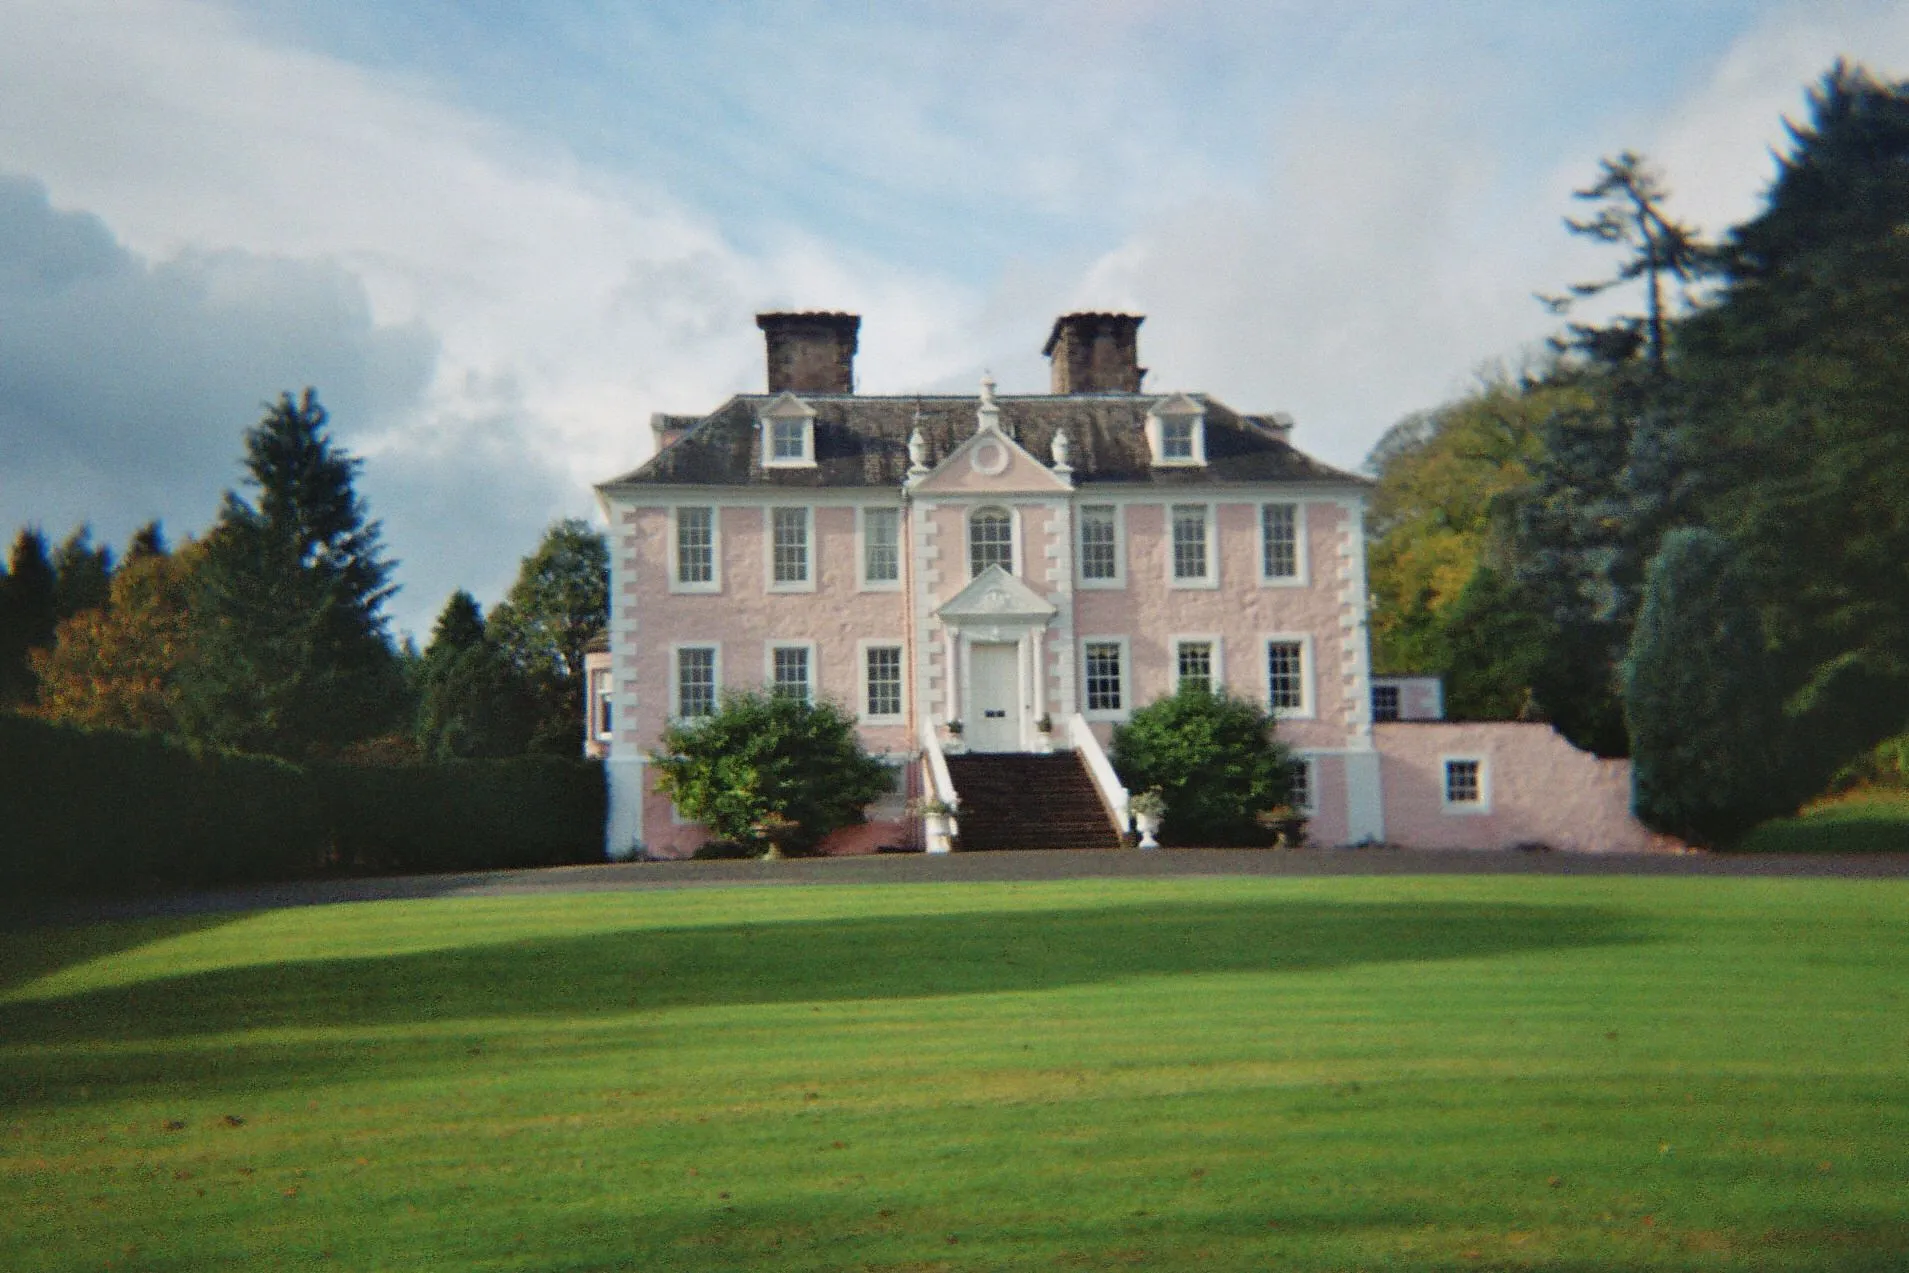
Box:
(856, 505), (903, 592)
(1441, 756), (1491, 814)
(669, 642), (721, 722)
(669, 505), (721, 594)
(765, 505), (815, 593)
(1288, 754), (1318, 815)
(1167, 502), (1218, 589)
(1258, 501), (1308, 587)
(1079, 636), (1132, 723)
(967, 504), (1018, 578)
(1169, 634), (1224, 696)
(1262, 634), (1315, 720)
(760, 401), (817, 469)
(1076, 503), (1125, 589)
(1147, 404), (1207, 467)
(766, 640), (818, 703)
(857, 639), (906, 723)
(591, 668), (615, 741)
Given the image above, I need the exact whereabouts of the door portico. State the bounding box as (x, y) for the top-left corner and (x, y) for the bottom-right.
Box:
(935, 565), (1058, 754)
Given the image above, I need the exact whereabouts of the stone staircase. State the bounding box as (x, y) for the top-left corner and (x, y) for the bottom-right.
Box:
(942, 752), (1125, 851)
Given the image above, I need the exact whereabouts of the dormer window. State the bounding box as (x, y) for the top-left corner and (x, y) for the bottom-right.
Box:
(759, 393), (817, 468)
(1146, 394), (1206, 467)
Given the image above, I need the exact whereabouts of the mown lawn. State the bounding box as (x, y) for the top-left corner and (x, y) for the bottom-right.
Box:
(1738, 788), (1909, 854)
(2, 875), (1906, 1271)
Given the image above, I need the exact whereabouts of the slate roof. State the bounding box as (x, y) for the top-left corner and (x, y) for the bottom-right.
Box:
(600, 394), (1366, 491)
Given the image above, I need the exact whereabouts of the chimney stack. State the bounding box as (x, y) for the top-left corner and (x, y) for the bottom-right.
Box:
(1043, 313), (1146, 394)
(757, 312), (860, 394)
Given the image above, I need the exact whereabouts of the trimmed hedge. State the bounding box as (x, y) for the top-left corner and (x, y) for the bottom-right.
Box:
(1, 715), (604, 897)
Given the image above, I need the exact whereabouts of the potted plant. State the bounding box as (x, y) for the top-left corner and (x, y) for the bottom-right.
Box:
(1035, 713), (1053, 734)
(1129, 788), (1167, 850)
(750, 810), (798, 860)
(909, 796), (958, 847)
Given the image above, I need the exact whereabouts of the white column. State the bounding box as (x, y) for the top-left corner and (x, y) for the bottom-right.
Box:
(1030, 627), (1049, 752)
(943, 625), (960, 724)
(1344, 749), (1385, 845)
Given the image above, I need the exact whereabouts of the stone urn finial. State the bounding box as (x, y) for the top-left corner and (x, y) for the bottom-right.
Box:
(1050, 427), (1073, 479)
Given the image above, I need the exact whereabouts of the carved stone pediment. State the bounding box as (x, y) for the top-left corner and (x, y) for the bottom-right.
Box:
(934, 565), (1056, 626)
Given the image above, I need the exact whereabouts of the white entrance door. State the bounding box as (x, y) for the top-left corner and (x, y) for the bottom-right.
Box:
(968, 642), (1020, 752)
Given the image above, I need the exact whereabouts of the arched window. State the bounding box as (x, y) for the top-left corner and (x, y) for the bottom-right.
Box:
(968, 507), (1013, 577)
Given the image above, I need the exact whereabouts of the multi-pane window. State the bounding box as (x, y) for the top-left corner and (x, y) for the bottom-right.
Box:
(1079, 505), (1118, 582)
(1287, 757), (1314, 813)
(1176, 641), (1214, 695)
(770, 417), (807, 462)
(592, 669), (614, 739)
(862, 508), (900, 585)
(1084, 641), (1124, 713)
(1161, 417), (1196, 461)
(969, 508), (1013, 577)
(1267, 640), (1305, 713)
(1171, 505), (1210, 581)
(1261, 503), (1298, 579)
(865, 645), (903, 718)
(772, 646), (812, 703)
(771, 507), (809, 585)
(1372, 684), (1401, 722)
(676, 506), (714, 585)
(676, 647), (716, 718)
(1444, 759), (1482, 806)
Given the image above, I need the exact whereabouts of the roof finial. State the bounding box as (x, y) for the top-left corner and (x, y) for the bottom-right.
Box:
(905, 396), (929, 484)
(1050, 426), (1073, 483)
(976, 373), (1001, 434)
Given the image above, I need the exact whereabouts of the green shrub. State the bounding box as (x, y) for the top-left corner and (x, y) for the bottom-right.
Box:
(1110, 688), (1295, 846)
(651, 690), (890, 856)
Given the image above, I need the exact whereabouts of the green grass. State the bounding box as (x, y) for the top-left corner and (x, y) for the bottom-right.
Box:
(3, 876), (1907, 1270)
(1738, 787), (1909, 853)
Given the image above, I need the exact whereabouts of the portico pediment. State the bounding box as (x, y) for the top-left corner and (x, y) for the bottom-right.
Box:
(935, 565), (1056, 625)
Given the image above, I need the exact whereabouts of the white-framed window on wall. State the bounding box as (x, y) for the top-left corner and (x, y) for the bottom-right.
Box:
(768, 506), (813, 590)
(1442, 757), (1490, 812)
(860, 642), (905, 721)
(1264, 636), (1313, 718)
(1077, 504), (1122, 586)
(1081, 638), (1130, 720)
(672, 644), (719, 720)
(769, 643), (815, 703)
(1172, 637), (1220, 695)
(591, 668), (614, 741)
(859, 506), (901, 589)
(1170, 503), (1215, 586)
(1287, 755), (1317, 814)
(969, 506), (1013, 577)
(1260, 502), (1306, 585)
(671, 505), (719, 592)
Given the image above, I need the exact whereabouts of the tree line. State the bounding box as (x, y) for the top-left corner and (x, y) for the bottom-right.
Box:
(0, 389), (608, 764)
(1364, 62), (1909, 845)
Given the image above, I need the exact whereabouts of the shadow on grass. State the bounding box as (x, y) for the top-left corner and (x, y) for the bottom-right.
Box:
(0, 899), (1644, 1049)
(0, 913), (239, 997)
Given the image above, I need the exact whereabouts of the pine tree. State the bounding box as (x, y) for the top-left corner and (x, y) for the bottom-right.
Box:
(51, 525), (114, 620)
(414, 590), (536, 759)
(176, 389), (403, 758)
(0, 529), (58, 708)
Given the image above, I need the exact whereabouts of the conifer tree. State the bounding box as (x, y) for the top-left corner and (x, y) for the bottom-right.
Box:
(177, 389), (402, 757)
(414, 590), (536, 759)
(0, 529), (58, 708)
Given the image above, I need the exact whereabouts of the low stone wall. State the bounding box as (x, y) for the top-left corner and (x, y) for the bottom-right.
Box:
(1374, 722), (1684, 853)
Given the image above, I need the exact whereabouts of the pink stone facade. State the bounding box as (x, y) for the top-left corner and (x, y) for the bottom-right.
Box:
(592, 313), (1674, 859)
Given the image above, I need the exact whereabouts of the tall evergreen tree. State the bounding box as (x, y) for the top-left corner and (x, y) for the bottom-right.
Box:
(1624, 529), (1794, 846)
(176, 389), (403, 758)
(51, 525), (114, 620)
(0, 529), (58, 708)
(414, 590), (536, 759)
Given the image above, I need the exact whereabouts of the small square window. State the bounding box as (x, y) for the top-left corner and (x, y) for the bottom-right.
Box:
(769, 417), (809, 463)
(1162, 417), (1196, 460)
(1372, 684), (1401, 722)
(1445, 759), (1482, 806)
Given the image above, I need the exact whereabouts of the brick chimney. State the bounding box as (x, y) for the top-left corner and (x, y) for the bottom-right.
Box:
(1043, 313), (1146, 394)
(757, 312), (860, 394)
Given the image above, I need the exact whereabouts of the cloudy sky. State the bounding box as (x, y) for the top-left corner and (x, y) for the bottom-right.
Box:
(3, 1), (1905, 639)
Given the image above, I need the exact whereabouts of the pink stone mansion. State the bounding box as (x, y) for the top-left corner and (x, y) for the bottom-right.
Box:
(588, 313), (1674, 858)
